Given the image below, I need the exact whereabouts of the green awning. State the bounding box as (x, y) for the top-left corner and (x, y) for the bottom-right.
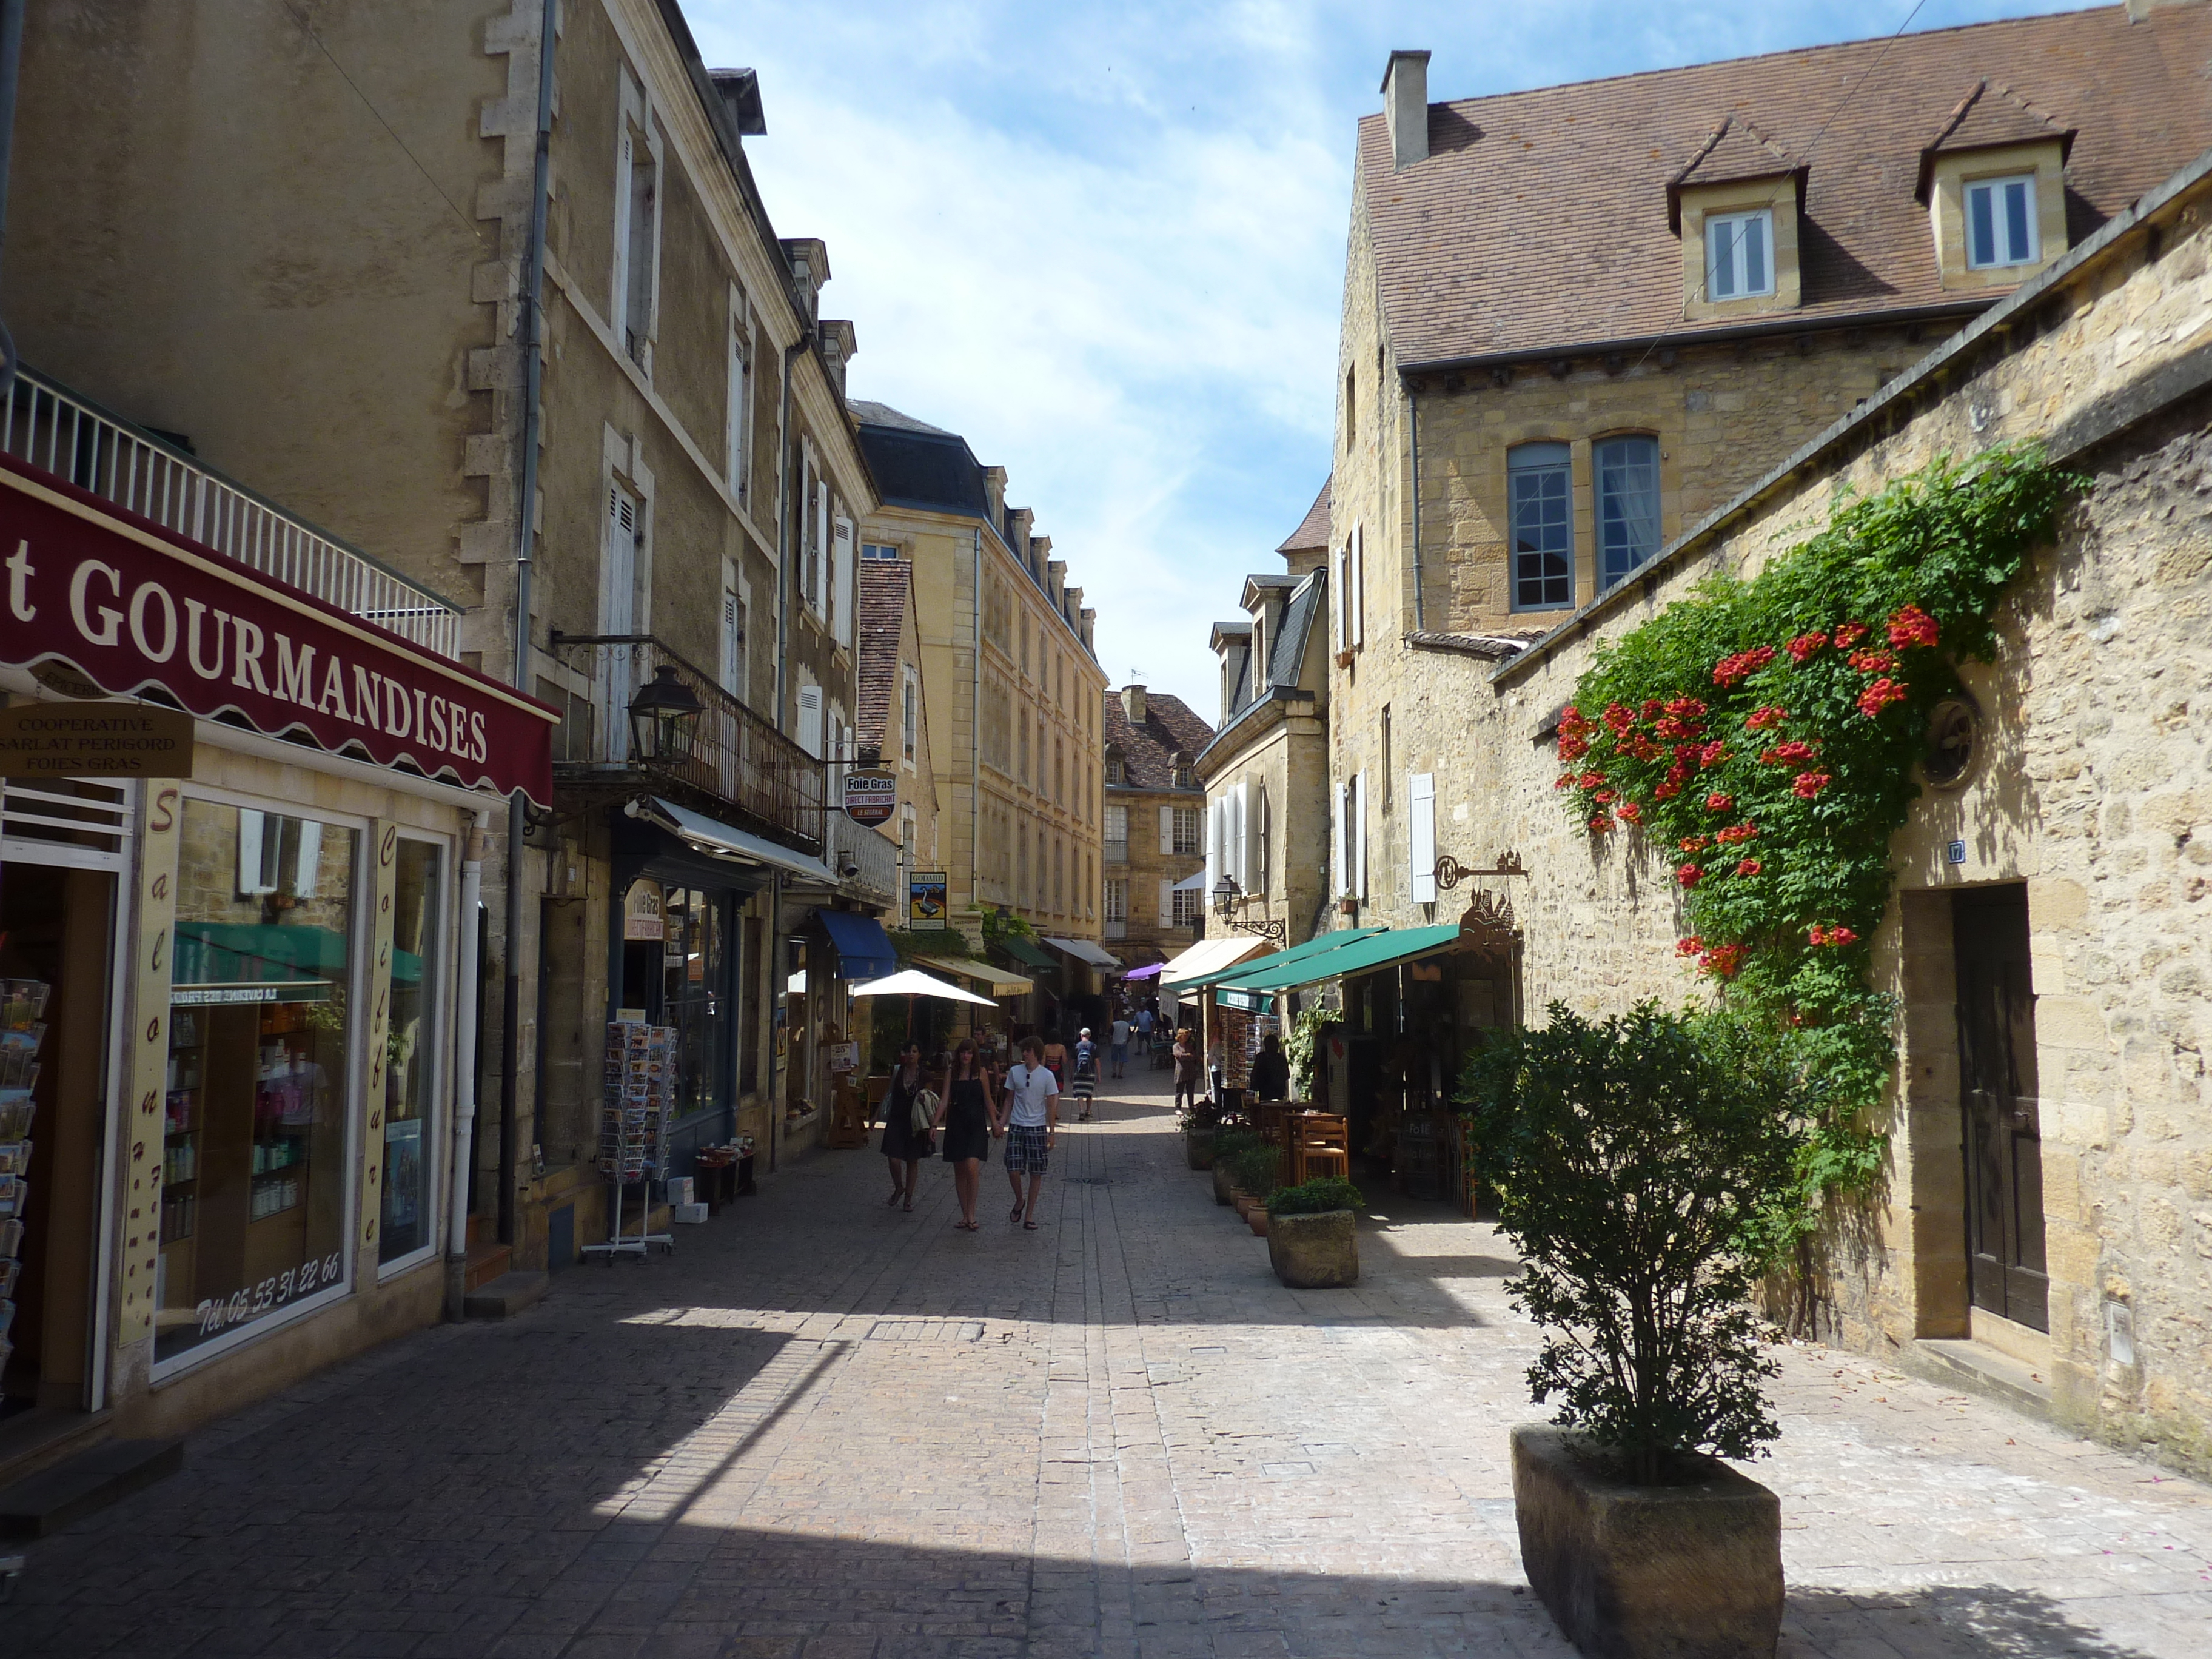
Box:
(995, 934), (1057, 971)
(1170, 927), (1381, 994)
(1216, 923), (1464, 993)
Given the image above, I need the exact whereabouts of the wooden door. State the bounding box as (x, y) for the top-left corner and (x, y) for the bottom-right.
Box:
(1952, 885), (2048, 1332)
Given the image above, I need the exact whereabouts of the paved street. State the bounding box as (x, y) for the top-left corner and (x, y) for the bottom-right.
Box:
(15, 1068), (2212, 1658)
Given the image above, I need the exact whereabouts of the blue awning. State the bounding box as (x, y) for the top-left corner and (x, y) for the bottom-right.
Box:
(814, 908), (898, 982)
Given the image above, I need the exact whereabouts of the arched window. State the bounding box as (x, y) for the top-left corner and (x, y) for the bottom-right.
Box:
(1507, 441), (1573, 610)
(1596, 435), (1661, 589)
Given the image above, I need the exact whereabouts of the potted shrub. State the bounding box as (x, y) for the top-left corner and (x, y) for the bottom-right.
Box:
(1265, 1177), (1362, 1287)
(1461, 1002), (1811, 1659)
(1181, 1096), (1226, 1170)
(1227, 1145), (1281, 1228)
(1208, 1129), (1261, 1207)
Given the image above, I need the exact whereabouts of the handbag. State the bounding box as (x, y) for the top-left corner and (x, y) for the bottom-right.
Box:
(910, 1087), (939, 1134)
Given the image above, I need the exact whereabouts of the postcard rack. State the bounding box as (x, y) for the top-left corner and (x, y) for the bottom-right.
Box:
(583, 1018), (675, 1261)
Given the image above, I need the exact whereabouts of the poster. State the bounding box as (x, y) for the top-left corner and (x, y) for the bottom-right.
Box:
(908, 871), (948, 930)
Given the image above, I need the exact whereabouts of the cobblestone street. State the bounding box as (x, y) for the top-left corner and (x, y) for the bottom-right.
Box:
(16, 1070), (2212, 1658)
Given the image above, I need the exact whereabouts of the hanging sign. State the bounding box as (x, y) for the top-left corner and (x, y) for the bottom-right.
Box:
(0, 700), (195, 778)
(0, 455), (558, 804)
(908, 871), (948, 930)
(842, 767), (897, 826)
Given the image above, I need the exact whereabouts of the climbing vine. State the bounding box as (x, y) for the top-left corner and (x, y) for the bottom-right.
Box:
(1284, 1005), (1335, 1100)
(1555, 444), (2081, 1227)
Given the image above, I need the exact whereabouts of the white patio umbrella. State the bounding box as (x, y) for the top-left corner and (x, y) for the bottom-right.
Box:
(848, 968), (997, 1007)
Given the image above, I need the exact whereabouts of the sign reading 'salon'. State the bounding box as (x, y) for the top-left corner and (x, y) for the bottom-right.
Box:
(842, 767), (897, 826)
(0, 700), (195, 778)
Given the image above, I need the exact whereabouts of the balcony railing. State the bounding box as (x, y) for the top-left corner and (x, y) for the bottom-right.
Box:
(4, 367), (466, 659)
(825, 813), (900, 905)
(1104, 836), (1128, 865)
(550, 634), (826, 855)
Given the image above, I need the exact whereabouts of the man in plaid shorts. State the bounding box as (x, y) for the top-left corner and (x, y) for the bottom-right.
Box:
(1002, 1036), (1059, 1230)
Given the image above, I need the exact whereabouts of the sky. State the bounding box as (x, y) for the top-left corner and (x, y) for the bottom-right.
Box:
(686, 0), (2091, 721)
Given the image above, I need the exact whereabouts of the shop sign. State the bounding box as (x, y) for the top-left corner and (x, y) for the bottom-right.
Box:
(192, 1250), (346, 1338)
(0, 699), (194, 779)
(1218, 986), (1272, 1013)
(0, 455), (558, 803)
(623, 883), (665, 942)
(842, 767), (896, 826)
(908, 870), (948, 930)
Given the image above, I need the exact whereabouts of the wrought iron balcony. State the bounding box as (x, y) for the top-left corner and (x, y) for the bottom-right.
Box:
(825, 812), (900, 905)
(549, 634), (826, 855)
(4, 367), (466, 658)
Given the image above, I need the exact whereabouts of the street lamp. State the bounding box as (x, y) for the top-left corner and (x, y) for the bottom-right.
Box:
(1210, 873), (1285, 943)
(629, 663), (704, 766)
(1211, 874), (1241, 918)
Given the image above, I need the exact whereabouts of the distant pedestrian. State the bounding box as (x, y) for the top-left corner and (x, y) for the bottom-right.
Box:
(1136, 1007), (1155, 1039)
(879, 1042), (933, 1213)
(1173, 1027), (1201, 1114)
(933, 1038), (1001, 1231)
(1041, 1030), (1069, 1093)
(1071, 1027), (1099, 1122)
(1250, 1033), (1291, 1102)
(1109, 1014), (1132, 1078)
(1002, 1037), (1060, 1230)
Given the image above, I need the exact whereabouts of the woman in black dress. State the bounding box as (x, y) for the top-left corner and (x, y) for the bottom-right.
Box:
(933, 1037), (1000, 1231)
(880, 1042), (931, 1212)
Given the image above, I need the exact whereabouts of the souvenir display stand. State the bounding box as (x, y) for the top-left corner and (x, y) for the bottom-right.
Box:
(584, 1018), (675, 1262)
(0, 979), (50, 1382)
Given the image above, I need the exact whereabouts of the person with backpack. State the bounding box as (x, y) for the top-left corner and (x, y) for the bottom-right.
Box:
(1002, 1037), (1059, 1230)
(1071, 1027), (1099, 1122)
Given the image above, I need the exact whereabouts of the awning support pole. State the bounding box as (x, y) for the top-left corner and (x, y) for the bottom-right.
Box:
(445, 813), (490, 1319)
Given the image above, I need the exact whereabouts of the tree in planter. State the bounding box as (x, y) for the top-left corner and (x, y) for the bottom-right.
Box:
(1461, 1002), (1812, 1484)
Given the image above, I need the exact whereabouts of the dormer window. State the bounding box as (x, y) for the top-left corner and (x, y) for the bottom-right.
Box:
(1965, 175), (2036, 269)
(1704, 209), (1772, 300)
(1105, 747), (1126, 786)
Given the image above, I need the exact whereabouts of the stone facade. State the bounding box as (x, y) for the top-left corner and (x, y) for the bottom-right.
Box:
(1101, 685), (1213, 965)
(1350, 152), (2212, 1472)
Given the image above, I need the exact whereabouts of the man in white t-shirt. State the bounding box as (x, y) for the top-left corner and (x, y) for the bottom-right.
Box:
(1002, 1036), (1059, 1230)
(1108, 1015), (1133, 1078)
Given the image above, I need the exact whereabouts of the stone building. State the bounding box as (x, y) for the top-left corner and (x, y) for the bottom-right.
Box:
(854, 555), (941, 922)
(1325, 7), (2212, 942)
(4, 0), (886, 1295)
(1101, 685), (1214, 968)
(1193, 481), (1335, 948)
(851, 404), (1115, 1000)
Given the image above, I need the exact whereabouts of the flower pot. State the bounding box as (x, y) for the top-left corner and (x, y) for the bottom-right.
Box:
(1185, 1128), (1216, 1170)
(1509, 1424), (1782, 1659)
(1231, 1192), (1256, 1220)
(1212, 1163), (1235, 1206)
(1247, 1207), (1269, 1236)
(1264, 1208), (1358, 1287)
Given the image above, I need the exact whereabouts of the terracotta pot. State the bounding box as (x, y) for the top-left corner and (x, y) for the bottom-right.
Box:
(1509, 1424), (1782, 1659)
(1265, 1209), (1358, 1287)
(1247, 1207), (1269, 1236)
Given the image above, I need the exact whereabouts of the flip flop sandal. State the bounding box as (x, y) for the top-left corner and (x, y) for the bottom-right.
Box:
(902, 1199), (915, 1212)
(886, 1190), (903, 1207)
(1010, 1202), (1025, 1224)
(1024, 1220), (1040, 1230)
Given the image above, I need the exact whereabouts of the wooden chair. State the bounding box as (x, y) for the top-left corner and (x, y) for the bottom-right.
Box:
(1290, 1113), (1350, 1185)
(827, 1082), (870, 1149)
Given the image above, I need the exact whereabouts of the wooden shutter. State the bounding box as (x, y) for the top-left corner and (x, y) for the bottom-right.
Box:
(1409, 773), (1437, 903)
(833, 515), (855, 646)
(1350, 522), (1366, 649)
(1158, 877), (1173, 925)
(1256, 785), (1271, 892)
(797, 682), (823, 758)
(1353, 770), (1368, 898)
(1330, 543), (1344, 651)
(1156, 805), (1171, 855)
(1332, 782), (1347, 897)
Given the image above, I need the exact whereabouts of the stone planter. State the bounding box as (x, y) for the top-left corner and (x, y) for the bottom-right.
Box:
(1509, 1424), (1782, 1659)
(1264, 1209), (1358, 1287)
(1185, 1128), (1216, 1170)
(1212, 1163), (1235, 1206)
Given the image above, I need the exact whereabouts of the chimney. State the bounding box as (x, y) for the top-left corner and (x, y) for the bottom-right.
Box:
(1121, 684), (1147, 725)
(1381, 51), (1431, 170)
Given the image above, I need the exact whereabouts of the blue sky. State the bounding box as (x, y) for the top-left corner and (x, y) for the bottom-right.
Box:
(686, 0), (2088, 719)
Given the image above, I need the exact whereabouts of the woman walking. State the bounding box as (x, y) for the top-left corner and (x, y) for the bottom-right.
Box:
(879, 1041), (933, 1212)
(1071, 1027), (1098, 1122)
(1172, 1025), (1201, 1114)
(1041, 1029), (1070, 1094)
(1002, 1036), (1060, 1230)
(933, 1038), (1001, 1230)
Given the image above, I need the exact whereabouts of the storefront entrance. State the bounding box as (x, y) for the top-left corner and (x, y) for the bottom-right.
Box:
(1954, 883), (2049, 1333)
(617, 880), (737, 1165)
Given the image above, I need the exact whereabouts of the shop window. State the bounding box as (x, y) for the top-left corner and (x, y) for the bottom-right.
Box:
(1596, 435), (1661, 589)
(160, 800), (357, 1365)
(1508, 442), (1574, 609)
(380, 839), (446, 1267)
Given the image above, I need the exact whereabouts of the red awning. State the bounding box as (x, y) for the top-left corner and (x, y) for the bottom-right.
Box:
(0, 453), (557, 805)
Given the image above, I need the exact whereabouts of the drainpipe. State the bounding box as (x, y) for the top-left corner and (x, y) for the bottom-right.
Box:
(0, 0), (25, 399)
(970, 526), (980, 927)
(1407, 381), (1424, 632)
(444, 815), (489, 1319)
(769, 332), (807, 1169)
(498, 0), (558, 1248)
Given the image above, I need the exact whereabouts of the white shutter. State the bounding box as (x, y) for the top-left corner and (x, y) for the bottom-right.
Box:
(832, 515), (855, 646)
(1331, 784), (1347, 897)
(1353, 770), (1368, 899)
(1242, 782), (1262, 891)
(1351, 522), (1366, 649)
(237, 810), (270, 896)
(1256, 785), (1271, 891)
(1158, 804), (1174, 856)
(1410, 773), (1437, 903)
(612, 129), (634, 343)
(1158, 877), (1172, 925)
(1330, 543), (1344, 652)
(1205, 798), (1221, 896)
(1230, 782), (1248, 888)
(797, 682), (823, 758)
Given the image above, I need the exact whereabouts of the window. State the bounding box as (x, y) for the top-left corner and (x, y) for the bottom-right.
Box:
(900, 668), (917, 762)
(1381, 707), (1393, 811)
(727, 319), (752, 503)
(612, 112), (659, 369)
(1509, 443), (1573, 609)
(1171, 763), (1195, 789)
(1171, 884), (1201, 927)
(1105, 753), (1124, 785)
(1596, 435), (1661, 589)
(1966, 174), (2037, 269)
(720, 566), (746, 698)
(1104, 878), (1128, 922)
(861, 541), (900, 561)
(381, 838), (445, 1267)
(1105, 805), (1128, 863)
(1704, 208), (1773, 300)
(1171, 806), (1201, 856)
(1342, 364), (1356, 452)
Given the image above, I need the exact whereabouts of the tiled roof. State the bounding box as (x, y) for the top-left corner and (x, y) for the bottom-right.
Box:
(1104, 691), (1214, 791)
(850, 400), (953, 437)
(1364, 4), (2212, 367)
(1277, 476), (1332, 554)
(1916, 79), (2076, 199)
(1268, 569), (1325, 685)
(855, 560), (908, 750)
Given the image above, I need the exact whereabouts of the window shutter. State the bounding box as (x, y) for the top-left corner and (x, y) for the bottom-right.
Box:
(1409, 773), (1436, 903)
(1205, 798), (1221, 895)
(1351, 522), (1366, 648)
(1242, 782), (1261, 890)
(1353, 770), (1368, 899)
(1330, 544), (1344, 652)
(797, 682), (823, 758)
(833, 517), (855, 646)
(1158, 804), (1173, 856)
(1256, 785), (1271, 891)
(1158, 877), (1172, 925)
(1331, 784), (1347, 897)
(1229, 782), (1247, 888)
(236, 809), (269, 896)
